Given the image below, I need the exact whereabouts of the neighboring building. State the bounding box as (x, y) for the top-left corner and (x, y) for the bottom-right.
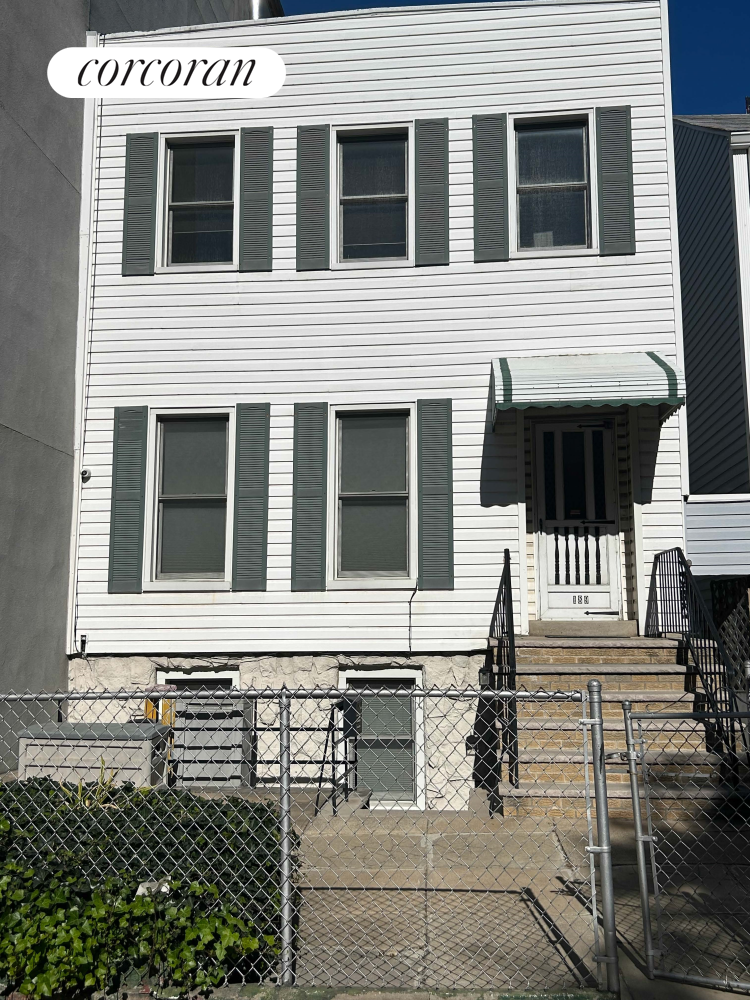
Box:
(0, 0), (282, 695)
(674, 115), (750, 591)
(67, 0), (688, 788)
(0, 0), (88, 692)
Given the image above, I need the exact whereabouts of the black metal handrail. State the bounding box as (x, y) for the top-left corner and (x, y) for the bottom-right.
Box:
(646, 546), (740, 773)
(313, 697), (358, 817)
(473, 549), (519, 811)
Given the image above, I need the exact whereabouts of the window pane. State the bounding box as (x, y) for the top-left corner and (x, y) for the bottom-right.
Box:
(592, 430), (607, 520)
(161, 418), (227, 497)
(543, 431), (557, 521)
(562, 432), (586, 519)
(340, 497), (408, 574)
(171, 143), (234, 203)
(341, 135), (406, 197)
(158, 500), (226, 576)
(342, 201), (407, 260)
(517, 126), (586, 186)
(171, 207), (233, 263)
(340, 414), (407, 494)
(518, 188), (587, 249)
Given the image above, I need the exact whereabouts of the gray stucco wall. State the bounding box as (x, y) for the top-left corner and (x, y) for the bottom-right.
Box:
(0, 0), (89, 691)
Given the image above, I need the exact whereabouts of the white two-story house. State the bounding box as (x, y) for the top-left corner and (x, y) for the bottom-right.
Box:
(68, 0), (687, 784)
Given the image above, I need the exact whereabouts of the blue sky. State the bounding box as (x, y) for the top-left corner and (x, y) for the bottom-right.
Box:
(281, 0), (750, 115)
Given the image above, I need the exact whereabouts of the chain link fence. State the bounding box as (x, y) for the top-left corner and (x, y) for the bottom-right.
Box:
(623, 704), (750, 993)
(0, 684), (618, 994)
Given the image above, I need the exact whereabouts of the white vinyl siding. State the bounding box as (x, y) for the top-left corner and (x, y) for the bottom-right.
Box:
(72, 0), (683, 653)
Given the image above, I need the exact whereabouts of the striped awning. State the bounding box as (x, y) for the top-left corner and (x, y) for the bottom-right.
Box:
(491, 351), (685, 423)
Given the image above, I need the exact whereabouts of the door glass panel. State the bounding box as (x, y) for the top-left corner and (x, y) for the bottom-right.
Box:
(592, 430), (607, 520)
(562, 432), (586, 519)
(543, 431), (557, 520)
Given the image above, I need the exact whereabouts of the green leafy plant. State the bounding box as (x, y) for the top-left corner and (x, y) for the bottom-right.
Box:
(0, 781), (295, 998)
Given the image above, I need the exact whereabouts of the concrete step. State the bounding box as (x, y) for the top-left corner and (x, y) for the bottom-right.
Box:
(311, 788), (371, 821)
(514, 637), (681, 665)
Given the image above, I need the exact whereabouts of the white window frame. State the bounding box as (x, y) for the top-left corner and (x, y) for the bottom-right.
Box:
(142, 406), (236, 592)
(508, 109), (599, 259)
(155, 131), (241, 273)
(329, 123), (416, 270)
(337, 666), (426, 811)
(326, 402), (418, 590)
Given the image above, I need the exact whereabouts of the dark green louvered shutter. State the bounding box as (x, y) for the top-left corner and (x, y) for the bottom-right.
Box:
(292, 403), (328, 591)
(239, 127), (273, 272)
(122, 133), (157, 276)
(296, 125), (330, 271)
(596, 106), (636, 255)
(232, 403), (270, 591)
(472, 114), (509, 262)
(417, 398), (454, 590)
(108, 407), (148, 593)
(415, 119), (449, 266)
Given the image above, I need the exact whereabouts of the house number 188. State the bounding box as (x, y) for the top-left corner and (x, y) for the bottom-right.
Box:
(572, 595), (590, 605)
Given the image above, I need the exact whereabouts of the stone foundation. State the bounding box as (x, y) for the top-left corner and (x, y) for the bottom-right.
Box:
(68, 652), (487, 691)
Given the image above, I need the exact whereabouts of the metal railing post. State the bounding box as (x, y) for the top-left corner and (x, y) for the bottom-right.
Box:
(278, 687), (295, 985)
(623, 701), (655, 979)
(588, 679), (620, 995)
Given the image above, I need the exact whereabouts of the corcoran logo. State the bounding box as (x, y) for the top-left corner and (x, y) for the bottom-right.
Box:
(47, 47), (285, 99)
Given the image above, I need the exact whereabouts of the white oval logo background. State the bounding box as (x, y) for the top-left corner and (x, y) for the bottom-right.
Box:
(48, 47), (285, 99)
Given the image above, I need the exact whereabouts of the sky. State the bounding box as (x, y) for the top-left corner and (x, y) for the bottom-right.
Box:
(280, 0), (750, 115)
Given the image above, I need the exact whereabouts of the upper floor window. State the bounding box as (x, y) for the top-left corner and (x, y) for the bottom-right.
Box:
(515, 121), (590, 251)
(338, 132), (408, 261)
(167, 140), (234, 265)
(155, 416), (229, 580)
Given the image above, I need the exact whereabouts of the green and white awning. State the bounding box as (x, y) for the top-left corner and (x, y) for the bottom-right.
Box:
(491, 351), (685, 424)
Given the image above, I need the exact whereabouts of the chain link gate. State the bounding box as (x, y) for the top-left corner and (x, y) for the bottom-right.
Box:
(623, 704), (750, 993)
(0, 685), (618, 993)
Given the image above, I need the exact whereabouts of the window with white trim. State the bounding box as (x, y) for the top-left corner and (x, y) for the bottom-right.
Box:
(338, 132), (408, 262)
(515, 120), (590, 250)
(166, 140), (235, 265)
(155, 415), (229, 580)
(335, 411), (410, 578)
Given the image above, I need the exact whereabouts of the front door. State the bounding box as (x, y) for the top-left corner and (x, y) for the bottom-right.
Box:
(535, 421), (621, 620)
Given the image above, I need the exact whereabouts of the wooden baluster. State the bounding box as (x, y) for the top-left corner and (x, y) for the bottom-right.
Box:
(564, 527), (570, 585)
(554, 528), (560, 586)
(574, 526), (580, 586)
(595, 526), (601, 585)
(584, 527), (590, 585)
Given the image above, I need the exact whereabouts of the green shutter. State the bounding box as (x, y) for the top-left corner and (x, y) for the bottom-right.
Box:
(122, 133), (157, 276)
(415, 119), (449, 266)
(292, 402), (328, 591)
(472, 114), (509, 262)
(239, 127), (273, 272)
(232, 403), (270, 591)
(417, 398), (454, 591)
(296, 125), (330, 271)
(108, 407), (148, 594)
(596, 106), (636, 255)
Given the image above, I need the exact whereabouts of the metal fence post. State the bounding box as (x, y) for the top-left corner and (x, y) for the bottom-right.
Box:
(588, 679), (620, 995)
(279, 687), (295, 986)
(622, 701), (655, 979)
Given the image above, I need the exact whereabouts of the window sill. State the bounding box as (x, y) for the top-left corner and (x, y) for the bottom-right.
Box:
(327, 578), (417, 591)
(143, 580), (232, 592)
(330, 258), (413, 271)
(510, 247), (599, 260)
(155, 264), (237, 274)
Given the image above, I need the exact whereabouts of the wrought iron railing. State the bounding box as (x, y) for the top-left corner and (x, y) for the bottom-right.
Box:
(313, 696), (358, 817)
(473, 549), (519, 806)
(645, 546), (740, 772)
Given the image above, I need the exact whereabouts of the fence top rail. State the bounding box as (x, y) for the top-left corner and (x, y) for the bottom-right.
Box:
(630, 710), (750, 721)
(0, 686), (584, 703)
